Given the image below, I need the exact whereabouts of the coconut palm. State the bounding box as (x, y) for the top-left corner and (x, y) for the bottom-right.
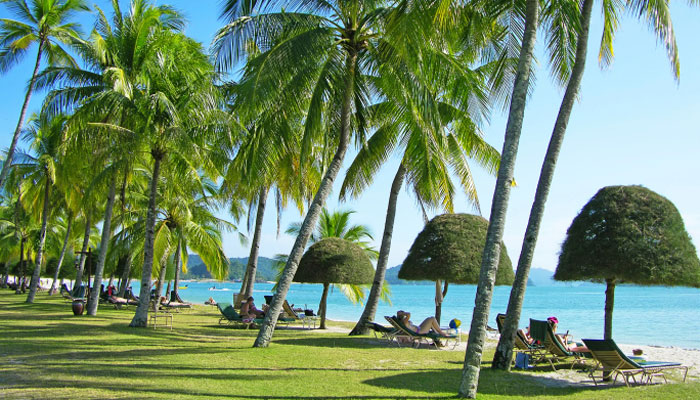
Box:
(10, 112), (68, 303)
(215, 0), (435, 348)
(493, 0), (685, 371)
(125, 34), (224, 327)
(343, 7), (505, 334)
(0, 0), (89, 191)
(459, 0), (540, 396)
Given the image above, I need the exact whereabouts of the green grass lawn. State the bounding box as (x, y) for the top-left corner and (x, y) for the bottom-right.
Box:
(0, 290), (697, 399)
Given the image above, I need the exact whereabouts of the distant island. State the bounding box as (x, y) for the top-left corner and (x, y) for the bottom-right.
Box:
(185, 255), (557, 286)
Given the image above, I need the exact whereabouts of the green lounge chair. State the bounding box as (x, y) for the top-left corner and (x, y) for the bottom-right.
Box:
(367, 321), (399, 345)
(529, 319), (587, 370)
(496, 314), (546, 363)
(217, 302), (262, 329)
(582, 339), (688, 386)
(384, 315), (458, 349)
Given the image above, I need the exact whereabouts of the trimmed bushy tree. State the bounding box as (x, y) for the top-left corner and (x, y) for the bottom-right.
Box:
(296, 238), (374, 329)
(555, 185), (700, 339)
(400, 214), (514, 322)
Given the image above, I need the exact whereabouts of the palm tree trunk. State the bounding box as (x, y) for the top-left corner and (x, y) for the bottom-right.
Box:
(26, 179), (51, 303)
(172, 239), (182, 299)
(75, 213), (92, 290)
(130, 152), (163, 327)
(15, 238), (25, 294)
(87, 174), (117, 315)
(118, 255), (132, 298)
(350, 164), (405, 335)
(459, 1), (540, 397)
(254, 52), (358, 347)
(49, 214), (73, 295)
(492, 0), (594, 371)
(319, 283), (329, 329)
(240, 187), (269, 300)
(435, 281), (448, 325)
(0, 43), (44, 190)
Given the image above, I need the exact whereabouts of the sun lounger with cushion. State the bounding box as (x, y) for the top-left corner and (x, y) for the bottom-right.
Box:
(495, 314), (546, 363)
(582, 339), (688, 386)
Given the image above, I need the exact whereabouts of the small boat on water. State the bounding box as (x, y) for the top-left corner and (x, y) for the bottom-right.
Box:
(179, 285), (188, 289)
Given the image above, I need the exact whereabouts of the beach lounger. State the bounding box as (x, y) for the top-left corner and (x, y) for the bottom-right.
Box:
(529, 319), (587, 370)
(217, 302), (263, 329)
(368, 321), (399, 345)
(280, 300), (317, 328)
(496, 314), (546, 362)
(384, 315), (458, 349)
(582, 339), (688, 386)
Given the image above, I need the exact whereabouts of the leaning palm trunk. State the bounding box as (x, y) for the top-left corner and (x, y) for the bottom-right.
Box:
(74, 213), (92, 290)
(87, 175), (117, 315)
(459, 0), (540, 397)
(0, 42), (45, 190)
(239, 187), (268, 300)
(130, 153), (164, 327)
(117, 255), (132, 298)
(172, 239), (182, 298)
(26, 179), (51, 303)
(350, 164), (405, 335)
(15, 238), (25, 293)
(492, 0), (593, 371)
(49, 215), (73, 295)
(253, 53), (358, 347)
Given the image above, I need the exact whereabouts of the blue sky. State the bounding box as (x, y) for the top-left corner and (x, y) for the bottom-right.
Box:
(2, 1), (699, 272)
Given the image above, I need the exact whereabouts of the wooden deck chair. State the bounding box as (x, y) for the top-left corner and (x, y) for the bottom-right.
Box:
(582, 339), (688, 386)
(280, 300), (314, 328)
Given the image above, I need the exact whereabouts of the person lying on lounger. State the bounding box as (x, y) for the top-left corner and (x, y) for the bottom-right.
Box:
(396, 310), (449, 336)
(241, 296), (265, 319)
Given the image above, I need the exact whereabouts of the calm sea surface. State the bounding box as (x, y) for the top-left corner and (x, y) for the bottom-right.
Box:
(131, 280), (699, 349)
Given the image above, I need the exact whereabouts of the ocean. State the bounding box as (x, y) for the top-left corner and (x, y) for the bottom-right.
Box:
(130, 280), (700, 349)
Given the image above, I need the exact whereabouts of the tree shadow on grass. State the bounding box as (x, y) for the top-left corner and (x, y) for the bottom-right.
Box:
(364, 368), (605, 397)
(273, 336), (379, 349)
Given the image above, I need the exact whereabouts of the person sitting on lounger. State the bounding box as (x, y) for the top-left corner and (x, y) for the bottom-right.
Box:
(205, 297), (217, 305)
(241, 296), (265, 319)
(547, 316), (588, 352)
(518, 327), (534, 344)
(396, 310), (449, 336)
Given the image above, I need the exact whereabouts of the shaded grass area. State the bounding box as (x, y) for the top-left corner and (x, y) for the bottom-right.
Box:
(0, 290), (698, 399)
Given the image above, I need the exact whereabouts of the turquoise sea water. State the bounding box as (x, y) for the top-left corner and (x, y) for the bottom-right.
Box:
(132, 280), (699, 349)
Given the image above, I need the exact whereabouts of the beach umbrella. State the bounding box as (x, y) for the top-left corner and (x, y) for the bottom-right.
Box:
(400, 214), (514, 323)
(295, 238), (374, 329)
(555, 185), (700, 340)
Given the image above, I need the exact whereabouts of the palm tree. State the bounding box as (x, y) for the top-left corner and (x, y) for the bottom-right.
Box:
(0, 0), (89, 191)
(126, 33), (224, 328)
(11, 113), (67, 303)
(492, 0), (684, 371)
(284, 208), (378, 328)
(459, 0), (541, 397)
(344, 5), (506, 334)
(214, 0), (426, 349)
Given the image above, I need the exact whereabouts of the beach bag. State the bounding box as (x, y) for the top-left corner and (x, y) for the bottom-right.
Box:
(514, 352), (530, 369)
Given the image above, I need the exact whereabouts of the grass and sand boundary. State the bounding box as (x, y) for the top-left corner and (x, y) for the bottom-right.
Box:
(1, 290), (697, 399)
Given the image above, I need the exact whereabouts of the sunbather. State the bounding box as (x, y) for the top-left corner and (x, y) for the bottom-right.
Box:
(547, 316), (587, 352)
(396, 310), (449, 337)
(240, 296), (265, 319)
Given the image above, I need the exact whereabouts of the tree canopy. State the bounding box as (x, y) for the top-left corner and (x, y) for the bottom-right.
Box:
(555, 185), (700, 287)
(400, 213), (514, 285)
(295, 237), (374, 285)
